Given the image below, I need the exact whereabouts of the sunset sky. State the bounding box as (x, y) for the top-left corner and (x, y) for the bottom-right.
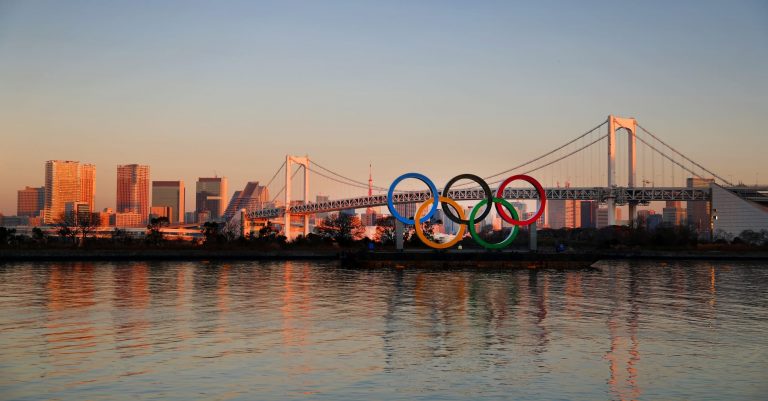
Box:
(1, 0), (766, 214)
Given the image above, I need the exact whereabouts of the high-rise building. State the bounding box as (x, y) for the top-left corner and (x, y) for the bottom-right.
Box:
(394, 203), (418, 223)
(548, 199), (582, 229)
(316, 195), (330, 221)
(117, 164), (150, 224)
(113, 212), (143, 228)
(79, 164), (96, 214)
(196, 177), (228, 221)
(152, 180), (185, 223)
(686, 177), (714, 234)
(223, 181), (269, 220)
(17, 186), (44, 217)
(502, 202), (528, 229)
(44, 160), (81, 224)
(149, 206), (172, 221)
(597, 207), (622, 228)
(662, 201), (686, 226)
(580, 201), (598, 229)
(65, 201), (92, 225)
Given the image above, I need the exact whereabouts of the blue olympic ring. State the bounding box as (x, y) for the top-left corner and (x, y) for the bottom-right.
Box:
(387, 173), (439, 225)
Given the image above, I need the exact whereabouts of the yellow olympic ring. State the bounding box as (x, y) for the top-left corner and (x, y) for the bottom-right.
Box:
(414, 196), (467, 249)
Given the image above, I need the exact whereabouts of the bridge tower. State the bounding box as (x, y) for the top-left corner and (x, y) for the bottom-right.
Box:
(607, 115), (637, 226)
(284, 155), (310, 241)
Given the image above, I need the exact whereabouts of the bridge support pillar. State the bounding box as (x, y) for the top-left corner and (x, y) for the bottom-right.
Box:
(395, 219), (404, 250)
(284, 155), (310, 241)
(529, 198), (539, 251)
(607, 115), (637, 226)
(529, 223), (537, 251)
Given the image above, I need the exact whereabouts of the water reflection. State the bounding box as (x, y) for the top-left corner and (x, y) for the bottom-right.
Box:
(0, 260), (767, 400)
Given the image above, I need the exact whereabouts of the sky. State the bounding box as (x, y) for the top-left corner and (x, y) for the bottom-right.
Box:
(1, 0), (766, 214)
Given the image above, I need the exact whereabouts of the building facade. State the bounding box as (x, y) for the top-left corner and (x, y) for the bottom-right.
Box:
(17, 186), (44, 217)
(195, 177), (228, 221)
(712, 184), (768, 238)
(79, 164), (96, 214)
(223, 181), (269, 220)
(662, 201), (686, 226)
(44, 160), (81, 224)
(152, 180), (185, 224)
(117, 164), (150, 224)
(580, 201), (598, 229)
(687, 177), (714, 234)
(548, 199), (582, 229)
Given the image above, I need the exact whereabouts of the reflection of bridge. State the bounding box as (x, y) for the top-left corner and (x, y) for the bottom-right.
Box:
(238, 114), (766, 240)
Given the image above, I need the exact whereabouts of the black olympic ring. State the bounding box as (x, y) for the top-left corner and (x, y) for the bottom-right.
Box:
(440, 174), (493, 225)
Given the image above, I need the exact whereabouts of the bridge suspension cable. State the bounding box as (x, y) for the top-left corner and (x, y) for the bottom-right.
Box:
(635, 134), (717, 186)
(306, 165), (373, 191)
(519, 134), (607, 179)
(451, 120), (608, 187)
(637, 124), (732, 186)
(269, 165), (302, 204)
(310, 160), (390, 191)
(263, 160), (286, 189)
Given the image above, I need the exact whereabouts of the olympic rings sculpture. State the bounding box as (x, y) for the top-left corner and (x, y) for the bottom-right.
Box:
(386, 173), (547, 249)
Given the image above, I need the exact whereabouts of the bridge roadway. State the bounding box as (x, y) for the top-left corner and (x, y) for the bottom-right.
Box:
(247, 186), (711, 219)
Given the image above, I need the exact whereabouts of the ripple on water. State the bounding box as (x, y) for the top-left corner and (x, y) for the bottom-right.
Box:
(0, 260), (767, 400)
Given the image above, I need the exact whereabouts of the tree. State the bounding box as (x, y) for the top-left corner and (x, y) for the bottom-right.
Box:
(374, 216), (395, 244)
(32, 227), (45, 243)
(202, 221), (223, 244)
(738, 229), (768, 246)
(0, 227), (17, 247)
(316, 214), (365, 244)
(221, 218), (241, 242)
(146, 217), (170, 245)
(55, 211), (98, 246)
(55, 214), (78, 244)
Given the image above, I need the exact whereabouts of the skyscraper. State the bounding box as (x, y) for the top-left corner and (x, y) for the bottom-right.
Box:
(79, 164), (96, 214)
(686, 177), (714, 234)
(152, 180), (185, 224)
(17, 186), (44, 217)
(117, 164), (150, 224)
(196, 177), (228, 221)
(548, 200), (581, 229)
(44, 160), (81, 224)
(580, 201), (598, 229)
(662, 201), (686, 226)
(223, 181), (269, 220)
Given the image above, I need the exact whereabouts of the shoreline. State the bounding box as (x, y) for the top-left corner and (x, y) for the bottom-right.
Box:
(1, 249), (767, 263)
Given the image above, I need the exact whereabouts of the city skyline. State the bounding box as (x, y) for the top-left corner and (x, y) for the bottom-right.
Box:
(1, 1), (767, 214)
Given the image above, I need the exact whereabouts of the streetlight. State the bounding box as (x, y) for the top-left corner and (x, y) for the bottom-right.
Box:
(709, 208), (718, 242)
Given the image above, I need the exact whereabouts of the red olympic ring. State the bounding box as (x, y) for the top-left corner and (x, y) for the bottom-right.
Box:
(495, 174), (547, 226)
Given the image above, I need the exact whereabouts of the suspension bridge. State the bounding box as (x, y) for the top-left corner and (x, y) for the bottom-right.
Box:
(233, 115), (764, 240)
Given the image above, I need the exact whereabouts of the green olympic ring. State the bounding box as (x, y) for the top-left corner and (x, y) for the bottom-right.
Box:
(468, 197), (520, 249)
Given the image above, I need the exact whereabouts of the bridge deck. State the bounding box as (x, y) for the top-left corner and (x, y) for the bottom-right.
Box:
(247, 187), (712, 219)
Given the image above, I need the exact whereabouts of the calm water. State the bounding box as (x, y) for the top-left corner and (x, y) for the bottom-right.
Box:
(1, 260), (767, 400)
